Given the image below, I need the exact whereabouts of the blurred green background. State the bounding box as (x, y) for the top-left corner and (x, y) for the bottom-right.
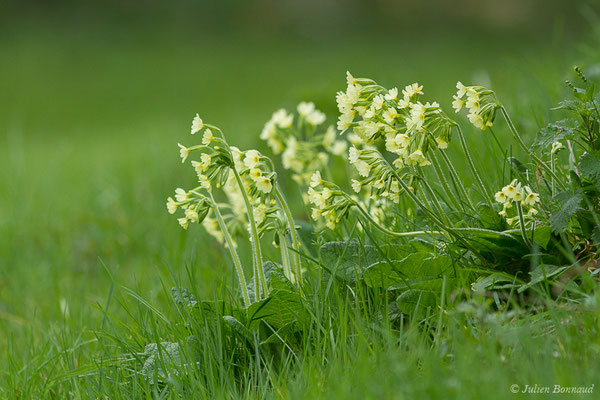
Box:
(0, 0), (598, 351)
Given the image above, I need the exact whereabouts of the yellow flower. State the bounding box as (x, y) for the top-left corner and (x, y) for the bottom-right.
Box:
(452, 95), (465, 113)
(310, 171), (323, 188)
(456, 81), (467, 98)
(175, 188), (188, 202)
(355, 161), (371, 177)
(191, 113), (204, 134)
(202, 129), (214, 145)
(244, 150), (260, 169)
(178, 217), (190, 229)
(255, 176), (273, 193)
(249, 168), (262, 181)
(494, 191), (507, 203)
(178, 143), (190, 163)
(522, 187), (540, 206)
(436, 137), (448, 149)
(351, 179), (362, 193)
(185, 205), (199, 223)
(166, 197), (178, 214)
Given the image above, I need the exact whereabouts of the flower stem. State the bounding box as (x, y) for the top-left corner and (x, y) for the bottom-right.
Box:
(455, 125), (495, 210)
(354, 202), (442, 237)
(209, 194), (251, 308)
(435, 146), (475, 210)
(500, 106), (566, 190)
(232, 168), (268, 299)
(428, 149), (467, 212)
(274, 186), (303, 288)
(515, 202), (532, 248)
(278, 232), (293, 282)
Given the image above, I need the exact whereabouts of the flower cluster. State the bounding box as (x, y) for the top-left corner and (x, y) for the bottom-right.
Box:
(260, 103), (348, 186)
(336, 72), (455, 172)
(308, 171), (355, 230)
(494, 179), (540, 225)
(452, 82), (500, 130)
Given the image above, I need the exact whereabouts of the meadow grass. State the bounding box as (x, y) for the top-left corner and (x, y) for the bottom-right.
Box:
(1, 21), (599, 398)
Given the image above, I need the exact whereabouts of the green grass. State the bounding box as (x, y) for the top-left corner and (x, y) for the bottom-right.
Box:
(1, 18), (599, 398)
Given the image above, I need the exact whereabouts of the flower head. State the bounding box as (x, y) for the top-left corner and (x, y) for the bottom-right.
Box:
(202, 129), (214, 145)
(191, 113), (204, 134)
(244, 150), (260, 169)
(178, 143), (190, 163)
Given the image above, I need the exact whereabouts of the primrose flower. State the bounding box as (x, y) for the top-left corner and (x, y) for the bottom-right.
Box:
(494, 191), (507, 203)
(185, 205), (199, 223)
(178, 217), (190, 230)
(249, 168), (262, 181)
(175, 188), (188, 202)
(551, 141), (564, 154)
(355, 161), (371, 177)
(244, 150), (260, 169)
(191, 113), (204, 134)
(436, 137), (448, 149)
(337, 111), (355, 132)
(348, 146), (360, 164)
(255, 176), (273, 193)
(310, 171), (323, 188)
(372, 95), (384, 110)
(402, 83), (424, 98)
(202, 129), (214, 145)
(522, 186), (540, 206)
(406, 149), (430, 166)
(502, 182), (517, 199)
(166, 197), (178, 214)
(384, 88), (398, 101)
(382, 107), (399, 124)
(351, 179), (362, 193)
(272, 109), (293, 128)
(297, 102), (315, 117)
(178, 143), (190, 163)
(330, 141), (347, 156)
(456, 82), (467, 98)
(452, 95), (465, 113)
(253, 203), (268, 225)
(306, 110), (326, 126)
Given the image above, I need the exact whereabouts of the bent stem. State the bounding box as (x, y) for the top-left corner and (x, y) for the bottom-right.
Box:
(232, 168), (268, 300)
(500, 106), (566, 190)
(455, 125), (495, 210)
(209, 195), (251, 308)
(515, 202), (532, 248)
(274, 186), (303, 288)
(428, 149), (467, 213)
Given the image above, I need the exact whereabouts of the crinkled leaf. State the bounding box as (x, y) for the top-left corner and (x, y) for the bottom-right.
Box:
(171, 287), (198, 308)
(517, 264), (569, 293)
(579, 151), (600, 183)
(223, 315), (253, 342)
(472, 274), (518, 292)
(319, 240), (379, 282)
(363, 253), (451, 289)
(532, 119), (577, 150)
(142, 337), (199, 384)
(550, 191), (583, 233)
(247, 261), (280, 303)
(396, 289), (438, 317)
(247, 288), (307, 330)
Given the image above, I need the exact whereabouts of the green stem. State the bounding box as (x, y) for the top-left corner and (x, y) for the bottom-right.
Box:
(354, 202), (442, 237)
(278, 232), (293, 282)
(436, 145), (475, 210)
(232, 168), (268, 299)
(428, 149), (466, 212)
(416, 168), (451, 226)
(209, 195), (251, 307)
(274, 186), (302, 288)
(515, 202), (532, 248)
(455, 125), (495, 210)
(500, 106), (566, 190)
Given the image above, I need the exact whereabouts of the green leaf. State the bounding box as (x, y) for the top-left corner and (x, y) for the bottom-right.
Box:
(363, 253), (451, 289)
(247, 288), (307, 330)
(549, 191), (583, 233)
(171, 287), (198, 308)
(396, 290), (438, 317)
(531, 225), (552, 249)
(223, 316), (253, 342)
(532, 119), (577, 150)
(517, 264), (569, 293)
(472, 274), (518, 292)
(579, 151), (600, 183)
(142, 337), (199, 384)
(319, 240), (379, 282)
